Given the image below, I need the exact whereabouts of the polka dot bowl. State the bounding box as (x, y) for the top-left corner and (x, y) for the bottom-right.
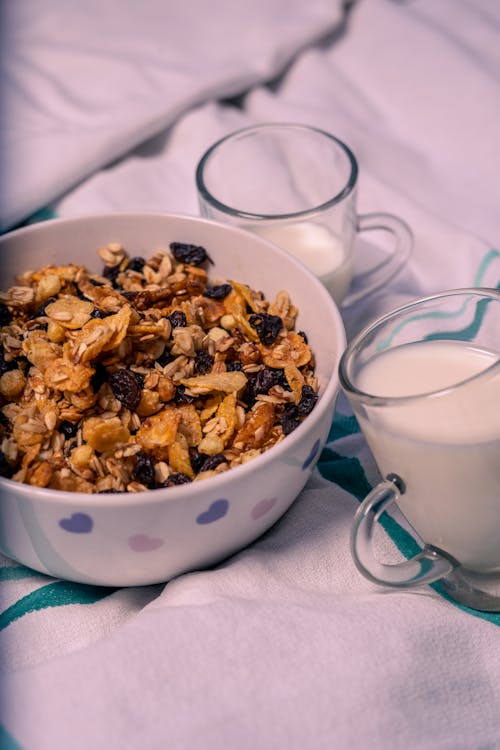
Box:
(0, 212), (346, 586)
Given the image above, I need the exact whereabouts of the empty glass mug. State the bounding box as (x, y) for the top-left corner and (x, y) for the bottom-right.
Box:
(195, 123), (412, 308)
(339, 288), (500, 611)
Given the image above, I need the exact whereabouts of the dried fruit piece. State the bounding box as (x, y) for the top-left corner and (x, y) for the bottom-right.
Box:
(170, 242), (213, 266)
(133, 451), (156, 487)
(162, 472), (191, 487)
(203, 283), (232, 300)
(0, 303), (12, 326)
(297, 384), (318, 417)
(249, 313), (283, 346)
(109, 369), (142, 410)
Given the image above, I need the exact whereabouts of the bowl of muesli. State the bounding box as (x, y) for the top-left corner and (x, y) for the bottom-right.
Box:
(0, 212), (346, 585)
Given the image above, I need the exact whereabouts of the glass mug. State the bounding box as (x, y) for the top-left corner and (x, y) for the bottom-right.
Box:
(339, 288), (500, 611)
(195, 123), (412, 308)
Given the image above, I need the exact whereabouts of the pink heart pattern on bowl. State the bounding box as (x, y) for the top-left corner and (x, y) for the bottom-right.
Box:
(251, 497), (278, 520)
(128, 534), (164, 552)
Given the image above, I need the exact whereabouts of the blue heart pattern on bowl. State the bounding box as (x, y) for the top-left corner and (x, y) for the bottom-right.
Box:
(56, 433), (320, 547)
(58, 512), (93, 533)
(302, 438), (320, 471)
(196, 499), (229, 525)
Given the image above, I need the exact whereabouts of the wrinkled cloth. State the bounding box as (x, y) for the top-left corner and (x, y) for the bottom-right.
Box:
(2, 1), (500, 748)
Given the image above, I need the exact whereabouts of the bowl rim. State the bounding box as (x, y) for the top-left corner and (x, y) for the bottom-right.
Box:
(0, 211), (346, 506)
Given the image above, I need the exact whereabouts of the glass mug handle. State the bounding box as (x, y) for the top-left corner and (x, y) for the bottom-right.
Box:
(342, 213), (413, 308)
(350, 475), (457, 587)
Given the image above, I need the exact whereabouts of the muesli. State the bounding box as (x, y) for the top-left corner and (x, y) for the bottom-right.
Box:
(0, 241), (318, 492)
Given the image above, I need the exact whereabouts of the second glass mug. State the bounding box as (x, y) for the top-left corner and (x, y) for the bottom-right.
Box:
(195, 123), (412, 308)
(339, 288), (500, 612)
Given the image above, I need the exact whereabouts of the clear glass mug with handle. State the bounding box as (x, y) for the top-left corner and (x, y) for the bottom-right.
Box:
(339, 288), (500, 611)
(195, 123), (412, 308)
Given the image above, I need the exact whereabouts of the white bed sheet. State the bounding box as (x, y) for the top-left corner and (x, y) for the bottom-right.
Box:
(2, 2), (500, 748)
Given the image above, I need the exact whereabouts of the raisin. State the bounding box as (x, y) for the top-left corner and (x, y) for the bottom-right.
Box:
(297, 330), (308, 344)
(279, 404), (300, 435)
(244, 367), (280, 406)
(156, 349), (174, 367)
(254, 368), (276, 394)
(174, 385), (194, 405)
(190, 450), (208, 474)
(60, 420), (78, 439)
(200, 454), (227, 472)
(91, 362), (108, 392)
(248, 313), (283, 346)
(194, 350), (213, 375)
(168, 310), (187, 328)
(0, 451), (14, 478)
(226, 361), (242, 372)
(170, 242), (213, 266)
(89, 278), (105, 287)
(102, 265), (120, 284)
(30, 297), (56, 320)
(0, 303), (12, 326)
(75, 287), (89, 301)
(0, 348), (16, 376)
(163, 472), (192, 487)
(109, 368), (142, 410)
(132, 371), (145, 389)
(133, 452), (156, 487)
(202, 283), (232, 300)
(127, 256), (145, 272)
(297, 385), (318, 417)
(90, 307), (112, 319)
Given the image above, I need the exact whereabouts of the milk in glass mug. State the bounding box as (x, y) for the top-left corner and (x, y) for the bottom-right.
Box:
(195, 123), (412, 308)
(339, 289), (500, 611)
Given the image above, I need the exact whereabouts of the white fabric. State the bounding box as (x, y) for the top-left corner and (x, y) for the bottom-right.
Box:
(2, 1), (500, 748)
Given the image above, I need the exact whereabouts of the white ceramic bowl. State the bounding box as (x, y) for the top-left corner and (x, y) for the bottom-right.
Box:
(0, 212), (346, 586)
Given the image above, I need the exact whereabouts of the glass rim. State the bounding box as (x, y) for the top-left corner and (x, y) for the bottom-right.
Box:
(338, 287), (500, 405)
(195, 122), (359, 221)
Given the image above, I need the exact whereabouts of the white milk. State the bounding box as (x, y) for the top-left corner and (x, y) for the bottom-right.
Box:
(250, 222), (353, 305)
(356, 340), (500, 571)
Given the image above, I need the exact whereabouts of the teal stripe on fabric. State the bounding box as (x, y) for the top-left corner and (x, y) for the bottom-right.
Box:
(318, 447), (371, 501)
(472, 248), (500, 285)
(377, 248), (500, 350)
(0, 581), (117, 631)
(18, 207), (57, 227)
(0, 724), (24, 750)
(327, 413), (360, 442)
(424, 296), (495, 343)
(0, 566), (42, 581)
